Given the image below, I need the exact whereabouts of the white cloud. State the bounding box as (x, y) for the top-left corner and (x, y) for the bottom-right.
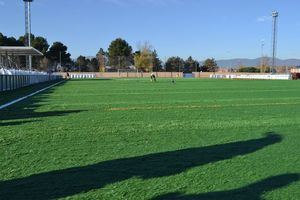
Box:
(257, 16), (272, 22)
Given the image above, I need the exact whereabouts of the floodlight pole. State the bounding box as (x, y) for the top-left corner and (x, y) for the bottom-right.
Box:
(24, 0), (33, 72)
(59, 51), (62, 66)
(261, 40), (265, 73)
(271, 11), (279, 74)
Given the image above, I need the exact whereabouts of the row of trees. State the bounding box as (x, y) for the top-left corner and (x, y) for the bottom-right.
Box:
(164, 56), (218, 72)
(237, 66), (291, 73)
(1, 33), (219, 72)
(74, 56), (98, 72)
(82, 38), (218, 72)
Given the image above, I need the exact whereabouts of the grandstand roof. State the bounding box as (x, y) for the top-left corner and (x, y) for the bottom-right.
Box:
(0, 46), (43, 56)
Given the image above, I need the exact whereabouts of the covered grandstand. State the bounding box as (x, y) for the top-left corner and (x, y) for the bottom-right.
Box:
(0, 46), (62, 92)
(0, 46), (43, 70)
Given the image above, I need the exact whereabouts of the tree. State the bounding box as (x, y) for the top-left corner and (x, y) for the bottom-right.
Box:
(74, 56), (100, 72)
(31, 37), (49, 54)
(260, 56), (269, 73)
(25, 35), (50, 70)
(202, 58), (218, 72)
(0, 33), (23, 46)
(87, 58), (99, 72)
(18, 34), (35, 47)
(46, 42), (72, 70)
(38, 57), (51, 71)
(184, 56), (199, 73)
(32, 37), (50, 70)
(108, 38), (133, 69)
(97, 48), (107, 72)
(264, 66), (276, 73)
(238, 67), (260, 73)
(152, 50), (163, 72)
(75, 56), (88, 72)
(18, 34), (49, 54)
(165, 57), (184, 72)
(134, 42), (154, 72)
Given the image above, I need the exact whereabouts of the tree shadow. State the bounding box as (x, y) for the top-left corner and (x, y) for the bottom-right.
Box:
(0, 120), (41, 127)
(0, 81), (84, 126)
(70, 79), (113, 82)
(0, 133), (282, 200)
(153, 173), (300, 200)
(0, 109), (84, 122)
(0, 80), (62, 105)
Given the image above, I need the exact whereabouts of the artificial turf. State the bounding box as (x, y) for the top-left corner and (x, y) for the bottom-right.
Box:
(0, 78), (299, 200)
(0, 80), (62, 105)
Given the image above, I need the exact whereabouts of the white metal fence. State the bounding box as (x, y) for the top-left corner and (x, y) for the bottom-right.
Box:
(0, 69), (62, 92)
(210, 74), (292, 80)
(70, 74), (96, 79)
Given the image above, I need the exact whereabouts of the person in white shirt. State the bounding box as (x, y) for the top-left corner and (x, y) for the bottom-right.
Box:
(150, 72), (157, 82)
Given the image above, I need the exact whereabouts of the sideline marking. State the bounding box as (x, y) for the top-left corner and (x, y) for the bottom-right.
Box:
(0, 81), (65, 110)
(107, 102), (300, 111)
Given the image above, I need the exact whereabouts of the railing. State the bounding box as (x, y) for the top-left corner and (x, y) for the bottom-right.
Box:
(62, 72), (184, 79)
(210, 74), (291, 80)
(70, 74), (96, 79)
(0, 74), (62, 92)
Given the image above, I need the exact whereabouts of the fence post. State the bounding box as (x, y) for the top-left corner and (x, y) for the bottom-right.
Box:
(4, 75), (7, 91)
(9, 76), (11, 90)
(0, 75), (3, 92)
(12, 75), (15, 90)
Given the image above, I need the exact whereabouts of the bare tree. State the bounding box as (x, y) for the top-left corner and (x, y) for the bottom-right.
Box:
(134, 42), (154, 72)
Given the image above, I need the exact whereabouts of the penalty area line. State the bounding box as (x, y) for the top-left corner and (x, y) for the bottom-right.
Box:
(0, 80), (65, 110)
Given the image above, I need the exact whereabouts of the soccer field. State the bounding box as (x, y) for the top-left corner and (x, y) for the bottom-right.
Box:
(0, 78), (300, 199)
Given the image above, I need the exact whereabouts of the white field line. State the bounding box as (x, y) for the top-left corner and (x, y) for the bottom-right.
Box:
(0, 81), (64, 110)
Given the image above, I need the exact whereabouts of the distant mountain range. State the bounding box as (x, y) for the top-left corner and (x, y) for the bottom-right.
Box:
(214, 58), (300, 68)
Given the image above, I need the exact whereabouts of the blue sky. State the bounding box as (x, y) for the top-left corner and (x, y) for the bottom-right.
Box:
(1, 0), (300, 60)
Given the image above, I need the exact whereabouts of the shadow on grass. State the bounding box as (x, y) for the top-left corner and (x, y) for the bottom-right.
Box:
(0, 81), (84, 127)
(70, 78), (113, 82)
(0, 120), (41, 127)
(0, 109), (84, 122)
(0, 133), (283, 200)
(0, 80), (61, 105)
(153, 173), (299, 200)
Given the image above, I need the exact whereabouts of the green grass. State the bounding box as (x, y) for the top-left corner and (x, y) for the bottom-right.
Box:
(0, 78), (299, 200)
(0, 80), (61, 105)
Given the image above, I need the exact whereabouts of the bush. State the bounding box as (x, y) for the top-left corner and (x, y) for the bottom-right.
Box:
(238, 67), (260, 73)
